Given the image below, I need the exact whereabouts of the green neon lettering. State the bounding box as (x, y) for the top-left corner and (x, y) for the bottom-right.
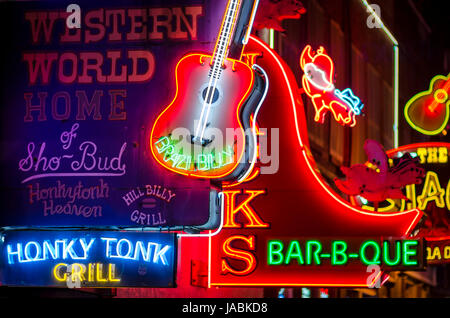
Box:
(268, 241), (284, 265)
(306, 241), (322, 265)
(285, 241), (304, 265)
(223, 146), (234, 165)
(383, 241), (401, 266)
(155, 136), (171, 153)
(210, 153), (221, 169)
(154, 138), (235, 172)
(197, 154), (209, 170)
(332, 241), (348, 265)
(403, 241), (419, 266)
(360, 240), (381, 265)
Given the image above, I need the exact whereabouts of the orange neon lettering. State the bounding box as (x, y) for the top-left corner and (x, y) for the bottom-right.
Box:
(223, 190), (269, 228)
(221, 235), (257, 276)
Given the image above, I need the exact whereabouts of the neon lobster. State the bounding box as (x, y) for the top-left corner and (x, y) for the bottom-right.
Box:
(300, 45), (363, 127)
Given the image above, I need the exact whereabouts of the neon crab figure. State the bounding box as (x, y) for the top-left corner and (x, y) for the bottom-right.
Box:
(334, 139), (425, 210)
(300, 45), (364, 127)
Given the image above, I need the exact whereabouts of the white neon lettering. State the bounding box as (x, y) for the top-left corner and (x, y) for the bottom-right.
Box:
(101, 237), (171, 265)
(7, 239), (89, 263)
(7, 243), (22, 264)
(116, 239), (133, 259)
(101, 237), (117, 258)
(133, 240), (152, 262)
(62, 239), (84, 260)
(43, 240), (58, 260)
(24, 241), (43, 262)
(80, 238), (96, 258)
(153, 244), (171, 265)
(6, 237), (171, 265)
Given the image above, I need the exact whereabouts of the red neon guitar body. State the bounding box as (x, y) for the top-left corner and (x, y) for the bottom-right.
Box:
(404, 74), (450, 135)
(150, 54), (257, 180)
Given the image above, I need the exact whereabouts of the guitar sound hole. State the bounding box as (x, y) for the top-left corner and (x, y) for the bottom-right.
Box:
(202, 87), (220, 104)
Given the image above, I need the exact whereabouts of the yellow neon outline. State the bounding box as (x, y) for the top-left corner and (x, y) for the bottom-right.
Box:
(404, 74), (450, 135)
(53, 263), (67, 282)
(416, 171), (446, 210)
(434, 89), (448, 104)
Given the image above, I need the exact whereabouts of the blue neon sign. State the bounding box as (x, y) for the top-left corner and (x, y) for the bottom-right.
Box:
(334, 88), (364, 115)
(0, 230), (177, 288)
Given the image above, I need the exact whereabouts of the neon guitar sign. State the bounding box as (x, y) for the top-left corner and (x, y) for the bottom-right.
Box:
(150, 0), (265, 181)
(300, 45), (363, 127)
(404, 73), (450, 135)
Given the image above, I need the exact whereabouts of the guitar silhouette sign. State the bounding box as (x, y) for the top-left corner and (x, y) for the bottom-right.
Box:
(150, 0), (266, 181)
(404, 73), (450, 135)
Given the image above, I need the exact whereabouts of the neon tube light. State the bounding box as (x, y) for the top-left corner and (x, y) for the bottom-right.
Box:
(361, 0), (399, 148)
(304, 63), (335, 91)
(300, 45), (360, 127)
(242, 0), (260, 45)
(178, 191), (225, 238)
(237, 64), (268, 183)
(207, 36), (423, 288)
(269, 29), (274, 49)
(251, 35), (421, 229)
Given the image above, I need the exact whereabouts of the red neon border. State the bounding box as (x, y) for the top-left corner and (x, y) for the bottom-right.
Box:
(250, 35), (422, 235)
(386, 142), (450, 156)
(207, 35), (424, 288)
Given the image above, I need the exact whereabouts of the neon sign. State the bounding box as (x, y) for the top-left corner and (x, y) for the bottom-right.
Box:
(0, 1), (221, 230)
(404, 73), (450, 135)
(0, 230), (177, 287)
(300, 45), (363, 127)
(335, 139), (425, 207)
(150, 0), (266, 181)
(359, 143), (450, 213)
(53, 263), (121, 284)
(267, 239), (422, 267)
(154, 136), (234, 172)
(205, 36), (424, 288)
(356, 143), (450, 265)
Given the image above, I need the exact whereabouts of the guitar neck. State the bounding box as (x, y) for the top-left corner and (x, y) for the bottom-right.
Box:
(444, 76), (450, 92)
(228, 0), (259, 60)
(209, 0), (242, 79)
